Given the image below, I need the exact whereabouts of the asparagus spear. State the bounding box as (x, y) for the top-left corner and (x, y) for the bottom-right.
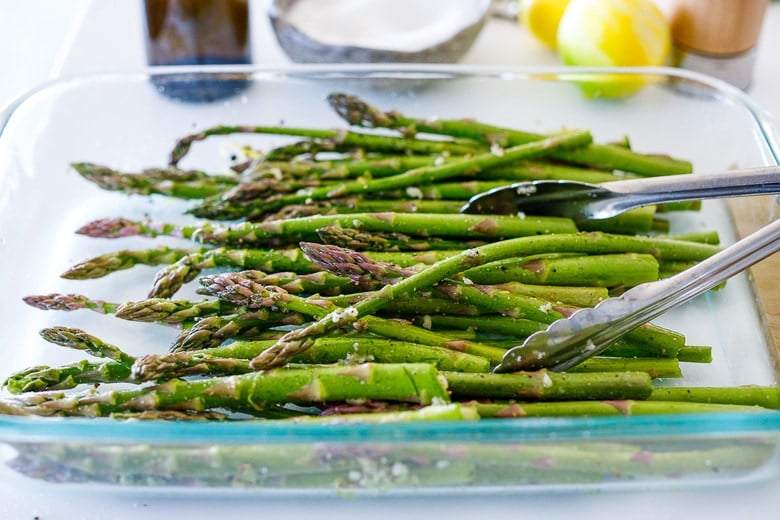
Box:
(474, 399), (769, 418)
(2, 327), (139, 392)
(60, 244), (454, 282)
(327, 282), (605, 312)
(219, 177), (336, 202)
(9, 435), (772, 488)
(292, 403), (479, 423)
(419, 315), (687, 360)
(434, 280), (573, 323)
(327, 93), (693, 176)
(661, 231), (720, 245)
(568, 357), (681, 378)
(39, 326), (135, 367)
(576, 206), (657, 234)
(23, 293), (119, 314)
(24, 293), (241, 325)
(649, 386), (780, 408)
(314, 198), (467, 215)
(463, 253), (660, 287)
(133, 336), (491, 381)
(443, 370), (653, 401)
(77, 212), (578, 247)
(295, 337), (490, 372)
(477, 162), (631, 183)
(71, 162), (239, 199)
(222, 269), (361, 295)
(382, 180), (521, 201)
(171, 311), (308, 352)
(247, 155), (443, 181)
(4, 360), (133, 394)
(675, 345), (712, 363)
(329, 279), (609, 310)
(416, 314), (547, 339)
(194, 181), (475, 220)
(10, 363), (451, 417)
(107, 410), (232, 421)
(301, 242), (413, 287)
(168, 125), (488, 166)
(114, 298), (238, 323)
(61, 246), (200, 279)
(477, 281), (608, 308)
(316, 225), (484, 252)
(131, 353), (254, 382)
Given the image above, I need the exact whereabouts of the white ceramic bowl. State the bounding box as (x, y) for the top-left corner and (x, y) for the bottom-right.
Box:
(268, 0), (492, 63)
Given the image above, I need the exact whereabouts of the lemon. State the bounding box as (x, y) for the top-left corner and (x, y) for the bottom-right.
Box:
(520, 0), (572, 49)
(556, 0), (671, 98)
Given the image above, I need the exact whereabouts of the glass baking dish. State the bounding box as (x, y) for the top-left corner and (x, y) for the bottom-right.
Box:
(0, 65), (778, 494)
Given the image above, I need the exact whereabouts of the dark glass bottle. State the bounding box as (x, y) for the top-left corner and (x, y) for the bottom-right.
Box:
(143, 0), (252, 102)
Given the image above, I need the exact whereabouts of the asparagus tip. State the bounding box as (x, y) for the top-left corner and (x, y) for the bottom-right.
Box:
(75, 218), (144, 238)
(23, 293), (85, 311)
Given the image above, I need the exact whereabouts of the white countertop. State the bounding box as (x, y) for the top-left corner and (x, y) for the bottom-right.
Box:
(1, 1), (780, 518)
(3, 0), (780, 120)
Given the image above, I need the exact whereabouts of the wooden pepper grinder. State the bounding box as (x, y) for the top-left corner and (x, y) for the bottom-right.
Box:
(667, 0), (768, 90)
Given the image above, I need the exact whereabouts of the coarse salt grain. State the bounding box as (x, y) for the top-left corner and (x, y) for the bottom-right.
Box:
(421, 314), (433, 329)
(406, 186), (424, 199)
(490, 142), (505, 156)
(391, 462), (410, 478)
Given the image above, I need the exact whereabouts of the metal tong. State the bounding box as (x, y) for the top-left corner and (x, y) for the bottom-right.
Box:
(461, 166), (780, 222)
(492, 216), (780, 372)
(459, 166), (780, 373)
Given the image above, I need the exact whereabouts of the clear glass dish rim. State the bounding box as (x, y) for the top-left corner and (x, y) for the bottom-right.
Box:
(1, 64), (779, 446)
(2, 63), (779, 166)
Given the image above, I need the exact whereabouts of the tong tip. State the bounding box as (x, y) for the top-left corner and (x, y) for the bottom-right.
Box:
(491, 305), (622, 373)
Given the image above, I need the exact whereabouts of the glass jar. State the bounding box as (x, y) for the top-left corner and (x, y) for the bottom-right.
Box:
(143, 0), (252, 102)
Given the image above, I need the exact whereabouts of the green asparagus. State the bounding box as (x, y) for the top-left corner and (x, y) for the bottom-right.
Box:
(6, 91), (771, 443)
